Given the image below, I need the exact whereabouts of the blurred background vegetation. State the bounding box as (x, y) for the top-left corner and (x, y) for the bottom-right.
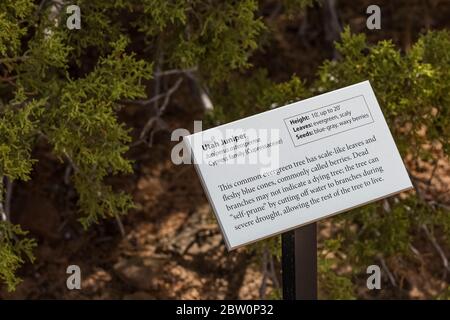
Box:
(0, 0), (449, 299)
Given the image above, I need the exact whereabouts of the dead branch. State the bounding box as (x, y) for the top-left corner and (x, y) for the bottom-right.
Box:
(185, 71), (214, 111)
(421, 224), (450, 276)
(154, 67), (197, 77)
(268, 252), (280, 290)
(430, 201), (450, 211)
(0, 203), (6, 222)
(409, 244), (421, 258)
(160, 209), (218, 256)
(115, 215), (125, 238)
(0, 177), (6, 222)
(138, 78), (183, 143)
(407, 166), (450, 275)
(379, 257), (397, 287)
(158, 78), (183, 116)
(118, 93), (167, 108)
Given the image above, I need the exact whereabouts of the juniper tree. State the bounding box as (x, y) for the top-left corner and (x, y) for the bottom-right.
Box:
(0, 0), (268, 291)
(1, 0), (449, 299)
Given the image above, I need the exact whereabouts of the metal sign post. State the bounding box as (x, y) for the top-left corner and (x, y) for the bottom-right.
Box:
(282, 222), (317, 300)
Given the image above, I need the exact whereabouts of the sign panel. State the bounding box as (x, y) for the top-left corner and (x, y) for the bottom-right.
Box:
(184, 81), (413, 250)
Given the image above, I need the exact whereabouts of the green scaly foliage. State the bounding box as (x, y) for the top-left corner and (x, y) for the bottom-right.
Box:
(0, 221), (36, 292)
(0, 0), (265, 291)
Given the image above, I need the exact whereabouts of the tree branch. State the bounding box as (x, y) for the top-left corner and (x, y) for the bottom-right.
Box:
(138, 78), (183, 143)
(158, 78), (183, 116)
(268, 251), (280, 290)
(378, 257), (397, 287)
(154, 67), (197, 77)
(185, 70), (214, 111)
(0, 176), (12, 222)
(115, 215), (125, 238)
(0, 177), (6, 222)
(421, 224), (450, 275)
(118, 92), (168, 108)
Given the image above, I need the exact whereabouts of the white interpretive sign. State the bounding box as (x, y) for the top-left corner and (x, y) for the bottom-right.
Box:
(184, 81), (413, 250)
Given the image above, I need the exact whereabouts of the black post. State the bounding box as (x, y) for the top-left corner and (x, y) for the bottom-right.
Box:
(282, 222), (317, 300)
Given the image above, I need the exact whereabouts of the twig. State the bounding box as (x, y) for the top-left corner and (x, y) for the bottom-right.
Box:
(408, 244), (426, 270)
(139, 78), (183, 141)
(115, 215), (125, 238)
(185, 71), (214, 111)
(421, 224), (450, 275)
(154, 67), (197, 77)
(268, 252), (280, 290)
(118, 93), (167, 108)
(0, 203), (6, 222)
(430, 201), (450, 211)
(378, 257), (397, 287)
(64, 152), (79, 172)
(0, 177), (6, 222)
(409, 244), (421, 258)
(133, 46), (164, 147)
(4, 177), (13, 221)
(158, 78), (183, 116)
(64, 164), (72, 185)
